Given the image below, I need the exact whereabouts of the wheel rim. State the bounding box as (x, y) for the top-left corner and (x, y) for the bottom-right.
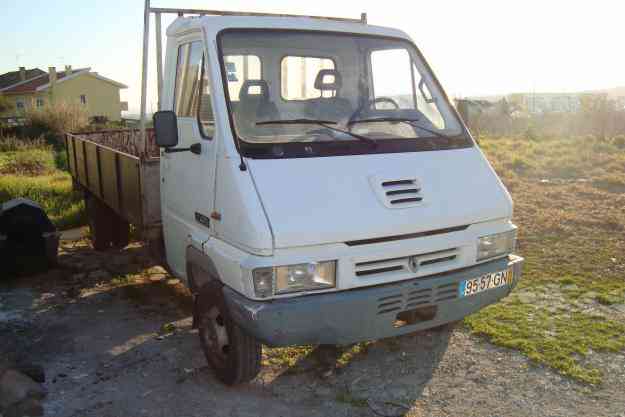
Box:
(200, 306), (230, 366)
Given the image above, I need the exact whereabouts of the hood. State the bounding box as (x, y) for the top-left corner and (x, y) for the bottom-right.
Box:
(248, 148), (511, 249)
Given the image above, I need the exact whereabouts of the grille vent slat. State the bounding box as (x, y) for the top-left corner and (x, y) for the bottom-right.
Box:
(376, 281), (460, 315)
(355, 248), (460, 279)
(378, 177), (424, 207)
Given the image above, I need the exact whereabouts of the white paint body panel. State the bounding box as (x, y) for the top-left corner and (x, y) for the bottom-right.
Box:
(247, 147), (511, 249)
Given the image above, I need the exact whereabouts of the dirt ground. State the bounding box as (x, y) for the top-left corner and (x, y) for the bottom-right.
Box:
(2, 238), (625, 417)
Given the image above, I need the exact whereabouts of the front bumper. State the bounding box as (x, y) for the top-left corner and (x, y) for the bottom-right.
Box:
(225, 254), (523, 346)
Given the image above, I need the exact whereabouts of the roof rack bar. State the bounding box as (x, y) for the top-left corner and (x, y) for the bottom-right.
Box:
(139, 0), (367, 147)
(148, 7), (367, 24)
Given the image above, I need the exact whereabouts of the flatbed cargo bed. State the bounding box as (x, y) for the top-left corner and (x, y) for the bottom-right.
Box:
(65, 129), (162, 238)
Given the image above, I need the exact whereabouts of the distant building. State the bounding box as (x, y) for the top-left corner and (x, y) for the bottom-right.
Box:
(507, 92), (612, 114)
(0, 66), (127, 121)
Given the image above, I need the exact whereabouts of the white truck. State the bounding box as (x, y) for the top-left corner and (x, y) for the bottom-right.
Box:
(65, 3), (523, 385)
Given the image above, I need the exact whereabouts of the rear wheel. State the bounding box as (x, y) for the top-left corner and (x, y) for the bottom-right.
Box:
(111, 218), (130, 249)
(197, 282), (261, 385)
(86, 193), (130, 250)
(85, 194), (114, 251)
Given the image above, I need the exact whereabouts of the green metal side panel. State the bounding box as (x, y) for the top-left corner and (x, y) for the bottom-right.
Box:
(74, 139), (88, 187)
(99, 147), (121, 213)
(84, 141), (102, 198)
(118, 156), (142, 226)
(66, 136), (77, 177)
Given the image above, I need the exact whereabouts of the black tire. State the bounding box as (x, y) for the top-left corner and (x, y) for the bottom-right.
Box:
(197, 282), (261, 385)
(86, 194), (114, 251)
(111, 218), (130, 249)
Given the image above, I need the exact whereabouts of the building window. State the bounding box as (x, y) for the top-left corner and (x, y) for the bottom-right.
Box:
(80, 95), (87, 105)
(36, 98), (44, 108)
(16, 100), (25, 110)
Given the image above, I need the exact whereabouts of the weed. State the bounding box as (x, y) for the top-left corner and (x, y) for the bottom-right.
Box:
(0, 172), (85, 230)
(466, 136), (625, 385)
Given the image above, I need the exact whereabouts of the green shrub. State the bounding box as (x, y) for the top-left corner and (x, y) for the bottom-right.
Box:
(0, 172), (85, 230)
(0, 148), (56, 176)
(23, 102), (89, 144)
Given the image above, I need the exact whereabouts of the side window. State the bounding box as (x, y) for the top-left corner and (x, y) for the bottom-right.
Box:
(174, 41), (214, 138)
(281, 56), (335, 100)
(370, 49), (414, 110)
(224, 55), (262, 102)
(371, 48), (445, 128)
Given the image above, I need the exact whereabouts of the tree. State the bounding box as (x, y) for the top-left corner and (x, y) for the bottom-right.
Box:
(0, 94), (14, 114)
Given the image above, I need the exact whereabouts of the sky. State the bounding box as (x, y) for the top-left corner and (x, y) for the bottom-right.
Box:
(2, 0), (624, 114)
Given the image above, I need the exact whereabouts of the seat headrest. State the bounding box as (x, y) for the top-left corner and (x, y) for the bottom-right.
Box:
(314, 69), (342, 91)
(239, 80), (270, 101)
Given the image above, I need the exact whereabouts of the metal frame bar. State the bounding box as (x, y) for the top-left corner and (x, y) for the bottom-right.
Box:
(139, 0), (367, 148)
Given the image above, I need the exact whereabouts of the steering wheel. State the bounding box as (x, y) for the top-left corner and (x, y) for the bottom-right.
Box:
(371, 97), (400, 110)
(349, 97), (401, 124)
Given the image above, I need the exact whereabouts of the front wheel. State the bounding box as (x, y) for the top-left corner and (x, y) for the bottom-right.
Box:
(197, 283), (261, 385)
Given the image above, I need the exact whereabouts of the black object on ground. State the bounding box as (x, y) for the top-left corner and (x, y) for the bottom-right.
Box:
(0, 198), (60, 277)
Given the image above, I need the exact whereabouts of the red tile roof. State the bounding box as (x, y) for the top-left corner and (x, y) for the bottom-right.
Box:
(0, 68), (46, 90)
(2, 68), (89, 94)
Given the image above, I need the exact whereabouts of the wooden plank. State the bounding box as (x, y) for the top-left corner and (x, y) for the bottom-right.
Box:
(84, 141), (102, 198)
(99, 147), (121, 213)
(119, 156), (142, 226)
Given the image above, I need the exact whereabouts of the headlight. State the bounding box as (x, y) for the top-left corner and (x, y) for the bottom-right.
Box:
(252, 261), (336, 298)
(477, 230), (516, 262)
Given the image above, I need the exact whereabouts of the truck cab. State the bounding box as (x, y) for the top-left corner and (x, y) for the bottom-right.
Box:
(151, 12), (523, 385)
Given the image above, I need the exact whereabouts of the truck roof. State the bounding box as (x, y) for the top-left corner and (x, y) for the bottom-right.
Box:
(166, 15), (410, 41)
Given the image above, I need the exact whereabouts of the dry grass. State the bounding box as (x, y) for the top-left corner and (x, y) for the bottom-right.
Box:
(468, 135), (625, 384)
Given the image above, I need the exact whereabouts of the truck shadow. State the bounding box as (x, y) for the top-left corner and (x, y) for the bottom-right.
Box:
(1, 240), (454, 416)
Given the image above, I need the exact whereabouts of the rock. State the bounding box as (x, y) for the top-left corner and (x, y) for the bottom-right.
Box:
(89, 270), (111, 281)
(314, 386), (333, 397)
(4, 397), (44, 417)
(72, 272), (86, 281)
(15, 365), (44, 384)
(148, 274), (167, 282)
(0, 370), (47, 411)
(147, 266), (168, 275)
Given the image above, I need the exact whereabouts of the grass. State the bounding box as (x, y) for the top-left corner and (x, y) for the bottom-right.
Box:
(467, 135), (625, 384)
(0, 136), (85, 230)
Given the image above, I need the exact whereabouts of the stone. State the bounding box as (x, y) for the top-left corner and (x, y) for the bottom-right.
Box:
(89, 270), (111, 281)
(4, 397), (44, 417)
(0, 370), (46, 410)
(147, 266), (168, 275)
(15, 365), (44, 384)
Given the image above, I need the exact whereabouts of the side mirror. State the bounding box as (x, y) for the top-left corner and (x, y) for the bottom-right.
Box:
(153, 110), (179, 148)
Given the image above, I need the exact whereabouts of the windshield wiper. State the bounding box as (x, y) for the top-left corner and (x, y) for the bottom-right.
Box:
(257, 118), (337, 126)
(257, 119), (377, 147)
(348, 117), (455, 141)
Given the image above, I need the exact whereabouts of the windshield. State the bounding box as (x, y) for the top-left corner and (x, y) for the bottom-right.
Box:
(218, 30), (471, 157)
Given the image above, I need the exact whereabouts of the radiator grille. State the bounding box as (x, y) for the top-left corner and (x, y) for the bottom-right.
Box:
(355, 248), (460, 279)
(376, 281), (459, 315)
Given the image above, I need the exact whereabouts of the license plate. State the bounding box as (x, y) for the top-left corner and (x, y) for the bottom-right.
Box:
(459, 269), (511, 297)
